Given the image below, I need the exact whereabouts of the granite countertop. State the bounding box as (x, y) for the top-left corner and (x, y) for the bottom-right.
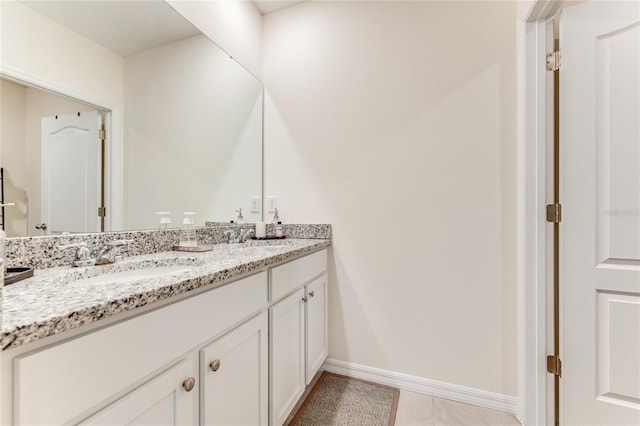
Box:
(1, 239), (330, 351)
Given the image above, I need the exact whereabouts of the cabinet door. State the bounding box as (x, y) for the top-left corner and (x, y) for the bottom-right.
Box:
(200, 312), (268, 426)
(306, 273), (328, 384)
(80, 358), (197, 425)
(270, 288), (306, 426)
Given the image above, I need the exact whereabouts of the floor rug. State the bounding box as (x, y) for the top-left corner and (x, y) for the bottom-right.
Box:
(288, 371), (400, 426)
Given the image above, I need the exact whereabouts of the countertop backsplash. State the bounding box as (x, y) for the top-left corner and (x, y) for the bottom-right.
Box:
(204, 222), (331, 240)
(6, 224), (331, 270)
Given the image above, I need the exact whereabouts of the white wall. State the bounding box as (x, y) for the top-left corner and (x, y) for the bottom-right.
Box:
(263, 1), (518, 396)
(168, 0), (263, 79)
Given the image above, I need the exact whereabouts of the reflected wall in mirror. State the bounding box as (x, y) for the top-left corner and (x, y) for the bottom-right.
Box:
(0, 80), (101, 237)
(0, 0), (263, 237)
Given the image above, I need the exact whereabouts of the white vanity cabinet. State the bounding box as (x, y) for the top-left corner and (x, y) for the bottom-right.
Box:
(270, 250), (328, 425)
(2, 247), (329, 426)
(270, 287), (307, 426)
(80, 357), (198, 425)
(305, 273), (328, 384)
(9, 271), (268, 425)
(200, 312), (268, 426)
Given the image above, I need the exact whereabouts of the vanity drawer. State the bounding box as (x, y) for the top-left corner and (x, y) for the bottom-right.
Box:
(13, 271), (267, 425)
(271, 249), (327, 301)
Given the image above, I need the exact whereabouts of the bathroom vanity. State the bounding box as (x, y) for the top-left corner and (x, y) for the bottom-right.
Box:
(0, 238), (329, 425)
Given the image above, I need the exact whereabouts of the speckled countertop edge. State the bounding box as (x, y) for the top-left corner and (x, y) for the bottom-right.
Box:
(1, 239), (330, 351)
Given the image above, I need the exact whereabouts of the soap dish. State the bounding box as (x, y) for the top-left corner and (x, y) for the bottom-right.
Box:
(5, 267), (35, 285)
(173, 245), (213, 252)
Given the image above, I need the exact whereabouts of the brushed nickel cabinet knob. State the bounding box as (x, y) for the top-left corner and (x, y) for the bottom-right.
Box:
(302, 296), (308, 303)
(183, 377), (196, 392)
(309, 291), (315, 298)
(210, 359), (221, 372)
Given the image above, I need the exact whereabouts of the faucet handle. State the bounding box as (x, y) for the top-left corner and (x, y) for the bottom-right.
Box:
(240, 229), (255, 243)
(57, 243), (91, 261)
(224, 229), (238, 243)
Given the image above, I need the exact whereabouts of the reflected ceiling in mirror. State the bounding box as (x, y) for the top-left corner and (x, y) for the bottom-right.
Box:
(0, 1), (263, 237)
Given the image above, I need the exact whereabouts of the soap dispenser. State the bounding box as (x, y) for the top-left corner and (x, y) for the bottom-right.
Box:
(271, 208), (280, 237)
(156, 212), (172, 229)
(235, 208), (245, 224)
(179, 212), (197, 247)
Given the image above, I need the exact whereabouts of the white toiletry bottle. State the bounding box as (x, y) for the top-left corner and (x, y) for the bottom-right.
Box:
(275, 221), (284, 238)
(255, 222), (266, 239)
(179, 212), (197, 247)
(156, 212), (172, 229)
(235, 208), (245, 224)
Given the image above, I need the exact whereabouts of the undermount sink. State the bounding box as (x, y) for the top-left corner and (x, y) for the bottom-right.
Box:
(70, 265), (196, 286)
(59, 257), (203, 287)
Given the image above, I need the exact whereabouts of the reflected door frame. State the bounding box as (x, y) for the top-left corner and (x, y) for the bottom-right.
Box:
(0, 66), (122, 232)
(518, 1), (562, 425)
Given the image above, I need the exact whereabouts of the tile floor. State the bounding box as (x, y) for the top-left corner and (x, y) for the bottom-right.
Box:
(395, 391), (521, 426)
(288, 371), (521, 426)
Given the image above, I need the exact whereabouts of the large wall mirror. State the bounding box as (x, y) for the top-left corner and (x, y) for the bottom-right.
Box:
(0, 0), (263, 237)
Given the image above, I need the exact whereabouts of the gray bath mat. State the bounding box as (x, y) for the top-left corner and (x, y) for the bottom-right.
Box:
(289, 371), (400, 426)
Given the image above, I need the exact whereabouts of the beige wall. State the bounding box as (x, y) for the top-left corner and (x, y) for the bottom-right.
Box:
(263, 1), (518, 395)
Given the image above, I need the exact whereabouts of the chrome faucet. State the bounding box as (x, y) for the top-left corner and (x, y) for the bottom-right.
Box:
(240, 229), (254, 242)
(95, 240), (132, 265)
(58, 240), (132, 267)
(57, 242), (93, 267)
(224, 228), (254, 244)
(224, 230), (237, 243)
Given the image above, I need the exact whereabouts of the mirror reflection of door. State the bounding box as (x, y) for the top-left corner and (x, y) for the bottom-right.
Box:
(41, 111), (103, 234)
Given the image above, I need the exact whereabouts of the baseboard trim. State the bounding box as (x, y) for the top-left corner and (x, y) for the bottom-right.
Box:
(321, 358), (518, 415)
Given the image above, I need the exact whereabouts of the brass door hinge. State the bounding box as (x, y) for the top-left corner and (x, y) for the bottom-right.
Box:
(546, 50), (562, 71)
(547, 203), (562, 223)
(547, 355), (562, 377)
(98, 128), (106, 141)
(98, 207), (106, 217)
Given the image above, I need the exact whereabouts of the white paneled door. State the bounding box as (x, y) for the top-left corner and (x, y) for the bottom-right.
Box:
(560, 1), (640, 425)
(41, 111), (101, 234)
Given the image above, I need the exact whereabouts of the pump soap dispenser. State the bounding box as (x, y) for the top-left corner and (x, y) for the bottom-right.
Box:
(156, 212), (172, 229)
(173, 212), (213, 252)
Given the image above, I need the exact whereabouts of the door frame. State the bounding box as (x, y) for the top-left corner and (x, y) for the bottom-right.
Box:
(518, 0), (563, 424)
(0, 65), (123, 232)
